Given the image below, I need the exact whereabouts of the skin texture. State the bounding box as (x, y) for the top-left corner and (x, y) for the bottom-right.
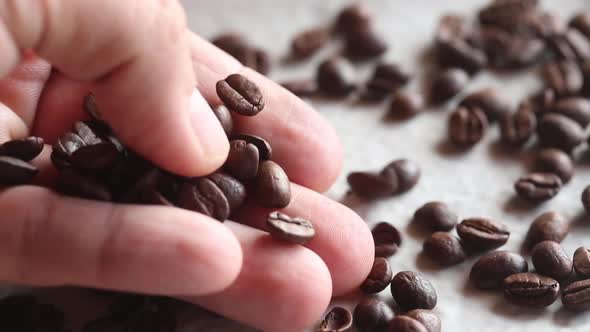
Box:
(0, 1), (374, 331)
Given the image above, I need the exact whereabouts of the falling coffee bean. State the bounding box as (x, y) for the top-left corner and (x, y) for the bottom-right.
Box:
(319, 307), (353, 332)
(503, 273), (560, 308)
(542, 60), (583, 96)
(212, 105), (234, 135)
(526, 211), (569, 247)
(229, 134), (272, 160)
(563, 279), (590, 311)
(413, 201), (458, 232)
(457, 218), (510, 252)
(224, 140), (260, 181)
(386, 316), (428, 332)
(430, 68), (469, 104)
(254, 160), (291, 208)
(470, 251), (529, 289)
(460, 88), (512, 123)
(514, 173), (562, 202)
(0, 156), (38, 186)
(0, 137), (44, 161)
(280, 79), (317, 97)
(538, 113), (585, 152)
(448, 106), (488, 147)
(372, 222), (402, 258)
(353, 298), (394, 332)
(406, 310), (441, 332)
(531, 241), (573, 281)
(348, 172), (397, 199)
(500, 104), (536, 146)
(266, 212), (315, 245)
(574, 247), (590, 278)
(535, 148), (574, 183)
(549, 97), (590, 128)
(216, 74), (265, 116)
(360, 257), (393, 294)
(389, 91), (423, 120)
(423, 232), (468, 266)
(381, 159), (421, 193)
(391, 271), (437, 310)
(317, 57), (357, 97)
(291, 27), (330, 59)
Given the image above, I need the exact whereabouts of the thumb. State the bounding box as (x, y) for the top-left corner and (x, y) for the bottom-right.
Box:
(0, 0), (228, 177)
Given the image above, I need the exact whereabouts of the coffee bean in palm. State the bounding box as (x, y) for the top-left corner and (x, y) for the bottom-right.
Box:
(448, 107), (488, 147)
(570, 11), (590, 40)
(254, 160), (291, 208)
(574, 247), (590, 277)
(345, 25), (388, 60)
(414, 201), (458, 232)
(217, 74), (265, 116)
(84, 93), (103, 122)
(319, 307), (353, 332)
(208, 172), (246, 212)
(542, 60), (583, 96)
(423, 231), (467, 266)
(380, 159), (421, 193)
(460, 88), (512, 122)
(56, 170), (111, 201)
(266, 211), (315, 245)
(538, 113), (585, 152)
(430, 68), (469, 104)
(361, 257), (393, 293)
(224, 140), (259, 181)
(363, 63), (411, 101)
(0, 156), (38, 185)
(177, 178), (230, 221)
(503, 272), (560, 308)
(291, 27), (330, 59)
(353, 298), (394, 332)
(229, 134), (272, 160)
(389, 91), (423, 120)
(280, 79), (317, 97)
(535, 148), (574, 183)
(386, 316), (428, 332)
(531, 241), (573, 281)
(317, 57), (357, 97)
(549, 97), (590, 128)
(406, 310), (441, 332)
(65, 121), (121, 171)
(212, 105), (234, 135)
(514, 172), (562, 202)
(372, 222), (402, 258)
(457, 218), (510, 252)
(336, 3), (372, 35)
(391, 271), (437, 310)
(500, 105), (536, 146)
(562, 279), (590, 311)
(526, 211), (569, 247)
(348, 172), (397, 199)
(0, 137), (44, 161)
(470, 251), (528, 289)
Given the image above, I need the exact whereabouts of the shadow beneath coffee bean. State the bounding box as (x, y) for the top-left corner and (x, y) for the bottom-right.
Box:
(487, 140), (537, 165)
(415, 251), (442, 273)
(339, 192), (371, 220)
(502, 195), (543, 217)
(434, 139), (471, 158)
(490, 296), (549, 320)
(552, 306), (590, 328)
(461, 275), (500, 304)
(569, 211), (590, 231)
(405, 218), (432, 241)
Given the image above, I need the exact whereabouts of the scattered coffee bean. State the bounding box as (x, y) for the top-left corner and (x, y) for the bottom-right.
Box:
(212, 33), (271, 75)
(423, 231), (468, 266)
(372, 222), (402, 258)
(414, 201), (458, 232)
(254, 160), (291, 208)
(212, 105), (234, 135)
(478, 0), (539, 32)
(224, 140), (259, 181)
(361, 257), (393, 294)
(437, 37), (488, 74)
(216, 74), (265, 116)
(177, 178), (231, 222)
(549, 97), (590, 128)
(386, 316), (428, 332)
(0, 156), (38, 185)
(460, 88), (512, 122)
(345, 25), (388, 60)
(353, 298), (394, 332)
(430, 68), (469, 104)
(503, 272), (560, 308)
(574, 247), (590, 278)
(348, 171), (397, 199)
(406, 310), (441, 332)
(56, 170), (112, 202)
(500, 104), (536, 146)
(280, 79), (317, 97)
(563, 279), (590, 311)
(478, 28), (545, 69)
(457, 218), (510, 251)
(514, 172), (562, 202)
(537, 113), (585, 152)
(448, 106), (488, 147)
(317, 57), (357, 97)
(391, 271), (437, 310)
(336, 4), (372, 35)
(212, 33), (248, 54)
(266, 211), (315, 245)
(380, 159), (421, 193)
(291, 27), (330, 59)
(526, 211), (569, 247)
(363, 62), (412, 101)
(570, 11), (590, 40)
(470, 251), (529, 289)
(389, 91), (423, 119)
(531, 241), (573, 281)
(229, 134), (272, 160)
(319, 307), (353, 332)
(542, 60), (583, 96)
(0, 137), (44, 161)
(535, 148), (574, 183)
(523, 88), (556, 120)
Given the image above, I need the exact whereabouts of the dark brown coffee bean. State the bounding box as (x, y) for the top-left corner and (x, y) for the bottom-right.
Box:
(460, 88), (512, 122)
(254, 160), (291, 208)
(535, 148), (574, 183)
(380, 159), (421, 193)
(549, 97), (590, 128)
(386, 316), (428, 332)
(548, 32), (581, 62)
(0, 156), (38, 185)
(457, 218), (510, 251)
(583, 186), (590, 215)
(361, 257), (393, 293)
(363, 63), (411, 101)
(336, 4), (372, 35)
(217, 74), (265, 116)
(83, 93), (103, 122)
(345, 25), (388, 60)
(212, 105), (234, 135)
(478, 28), (545, 69)
(574, 247), (590, 277)
(317, 57), (357, 97)
(353, 298), (394, 332)
(503, 272), (560, 308)
(523, 88), (556, 120)
(526, 211), (569, 247)
(280, 79), (317, 97)
(430, 68), (469, 104)
(515, 172), (562, 202)
(542, 60), (583, 96)
(406, 310), (441, 332)
(448, 106), (488, 147)
(212, 33), (248, 55)
(208, 172), (246, 212)
(319, 307), (353, 332)
(139, 189), (174, 207)
(423, 232), (468, 266)
(389, 91), (423, 120)
(266, 211), (315, 245)
(391, 271), (437, 311)
(224, 140), (259, 181)
(413, 201), (458, 232)
(478, 0), (539, 31)
(348, 172), (398, 199)
(570, 12), (590, 40)
(436, 37), (488, 74)
(177, 178), (230, 221)
(67, 121), (121, 171)
(212, 34), (271, 75)
(563, 279), (590, 311)
(531, 241), (573, 281)
(470, 251), (528, 289)
(291, 27), (330, 59)
(0, 137), (44, 161)
(500, 104), (536, 146)
(56, 170), (111, 201)
(538, 113), (585, 152)
(372, 222), (402, 258)
(229, 134), (272, 160)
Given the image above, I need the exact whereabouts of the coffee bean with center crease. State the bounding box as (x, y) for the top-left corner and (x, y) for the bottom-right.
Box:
(538, 113), (585, 152)
(386, 316), (428, 332)
(430, 68), (469, 104)
(56, 170), (111, 202)
(535, 148), (574, 183)
(500, 104), (536, 146)
(563, 279), (590, 311)
(224, 140), (259, 181)
(531, 241), (573, 281)
(389, 91), (423, 120)
(280, 79), (317, 97)
(254, 160), (291, 208)
(542, 60), (583, 96)
(470, 251), (529, 289)
(414, 201), (458, 232)
(526, 211), (569, 248)
(319, 307), (352, 332)
(423, 231), (468, 266)
(460, 88), (512, 123)
(363, 62), (411, 101)
(515, 173), (562, 202)
(336, 4), (372, 35)
(229, 134), (272, 160)
(448, 107), (488, 147)
(361, 257), (393, 294)
(391, 271), (437, 310)
(217, 74), (265, 116)
(457, 218), (510, 252)
(317, 57), (357, 97)
(406, 310), (441, 332)
(549, 97), (590, 128)
(177, 178), (230, 222)
(291, 27), (330, 59)
(570, 12), (590, 39)
(436, 17), (488, 75)
(0, 137), (44, 161)
(380, 159), (421, 193)
(345, 25), (388, 60)
(266, 212), (315, 245)
(0, 156), (38, 185)
(212, 105), (234, 135)
(353, 298), (394, 332)
(348, 171), (397, 199)
(503, 272), (560, 308)
(574, 247), (590, 277)
(372, 222), (402, 258)
(208, 172), (246, 212)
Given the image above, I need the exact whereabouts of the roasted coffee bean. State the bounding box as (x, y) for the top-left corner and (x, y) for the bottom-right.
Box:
(503, 272), (560, 308)
(212, 105), (234, 135)
(361, 257), (393, 293)
(574, 247), (590, 277)
(478, 0), (539, 31)
(500, 105), (536, 146)
(538, 113), (585, 152)
(478, 27), (545, 69)
(457, 218), (510, 251)
(266, 211), (315, 244)
(470, 251), (528, 289)
(583, 186), (590, 215)
(291, 27), (330, 59)
(317, 57), (357, 97)
(535, 148), (574, 183)
(436, 37), (488, 74)
(217, 74), (265, 116)
(56, 170), (111, 201)
(177, 178), (230, 221)
(0, 156), (38, 185)
(254, 160), (291, 208)
(386, 316), (428, 332)
(0, 137), (44, 161)
(224, 140), (259, 181)
(448, 107), (488, 147)
(389, 91), (423, 119)
(212, 34), (270, 75)
(526, 211), (569, 247)
(549, 97), (590, 128)
(391, 271), (437, 310)
(336, 3), (372, 35)
(564, 29), (590, 61)
(563, 279), (590, 311)
(542, 60), (583, 96)
(353, 298), (394, 332)
(548, 32), (581, 62)
(280, 79), (317, 97)
(363, 63), (411, 101)
(531, 241), (573, 281)
(414, 201), (458, 232)
(515, 173), (562, 202)
(208, 172), (246, 212)
(348, 172), (397, 199)
(345, 25), (388, 60)
(68, 122), (121, 171)
(570, 11), (590, 40)
(423, 232), (468, 266)
(460, 88), (512, 122)
(430, 68), (469, 104)
(406, 310), (441, 332)
(212, 33), (248, 55)
(523, 88), (556, 120)
(380, 159), (421, 193)
(319, 307), (353, 332)
(84, 93), (103, 121)
(372, 222), (402, 258)
(229, 134), (272, 160)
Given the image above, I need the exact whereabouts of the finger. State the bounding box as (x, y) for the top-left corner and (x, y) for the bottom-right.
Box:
(0, 1), (228, 177)
(189, 222), (332, 332)
(190, 33), (343, 192)
(0, 186), (242, 295)
(235, 183), (374, 295)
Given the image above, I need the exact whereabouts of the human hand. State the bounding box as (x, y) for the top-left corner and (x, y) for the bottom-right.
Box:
(0, 1), (374, 331)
